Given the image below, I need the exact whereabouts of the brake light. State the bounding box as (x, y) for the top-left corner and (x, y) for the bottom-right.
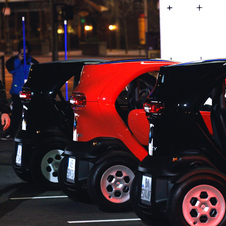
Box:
(143, 101), (165, 115)
(70, 92), (86, 107)
(19, 90), (32, 101)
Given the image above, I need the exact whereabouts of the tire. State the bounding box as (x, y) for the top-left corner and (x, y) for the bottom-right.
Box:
(30, 139), (67, 190)
(130, 172), (169, 226)
(11, 143), (33, 183)
(58, 156), (91, 203)
(167, 174), (226, 226)
(87, 156), (137, 212)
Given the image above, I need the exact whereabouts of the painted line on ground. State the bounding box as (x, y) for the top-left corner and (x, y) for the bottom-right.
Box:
(67, 218), (141, 224)
(10, 195), (68, 200)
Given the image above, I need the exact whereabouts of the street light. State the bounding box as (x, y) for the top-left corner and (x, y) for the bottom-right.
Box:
(109, 25), (116, 31)
(84, 25), (93, 31)
(108, 25), (116, 51)
(57, 27), (64, 34)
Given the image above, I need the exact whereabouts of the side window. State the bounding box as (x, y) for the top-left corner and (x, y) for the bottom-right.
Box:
(199, 80), (226, 136)
(116, 71), (158, 123)
(54, 76), (75, 102)
(200, 80), (226, 112)
(200, 96), (212, 111)
(127, 72), (158, 111)
(55, 91), (65, 102)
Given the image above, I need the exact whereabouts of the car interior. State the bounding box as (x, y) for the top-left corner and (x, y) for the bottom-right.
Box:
(115, 72), (158, 124)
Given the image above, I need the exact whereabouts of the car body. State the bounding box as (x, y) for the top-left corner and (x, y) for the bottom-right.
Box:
(130, 59), (226, 226)
(58, 59), (179, 211)
(12, 59), (104, 190)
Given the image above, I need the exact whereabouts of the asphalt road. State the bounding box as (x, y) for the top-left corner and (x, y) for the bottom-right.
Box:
(0, 139), (146, 226)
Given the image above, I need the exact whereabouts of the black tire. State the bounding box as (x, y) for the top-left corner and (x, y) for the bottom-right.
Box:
(11, 144), (33, 183)
(87, 156), (137, 212)
(167, 174), (226, 226)
(30, 139), (67, 190)
(130, 172), (169, 226)
(58, 156), (91, 203)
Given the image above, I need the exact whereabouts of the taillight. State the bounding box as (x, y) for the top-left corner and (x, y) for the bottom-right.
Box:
(19, 90), (32, 102)
(70, 92), (86, 107)
(143, 101), (165, 116)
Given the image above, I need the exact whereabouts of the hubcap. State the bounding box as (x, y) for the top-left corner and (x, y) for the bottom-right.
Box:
(41, 149), (64, 183)
(182, 185), (225, 225)
(100, 165), (135, 204)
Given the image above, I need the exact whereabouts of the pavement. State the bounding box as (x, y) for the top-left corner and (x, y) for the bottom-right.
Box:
(26, 48), (146, 58)
(55, 49), (147, 57)
(2, 48), (147, 61)
(0, 130), (14, 165)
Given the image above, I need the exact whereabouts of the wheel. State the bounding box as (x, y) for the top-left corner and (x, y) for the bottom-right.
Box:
(58, 156), (91, 203)
(11, 143), (33, 183)
(130, 172), (169, 226)
(167, 174), (226, 226)
(87, 156), (137, 212)
(30, 139), (67, 190)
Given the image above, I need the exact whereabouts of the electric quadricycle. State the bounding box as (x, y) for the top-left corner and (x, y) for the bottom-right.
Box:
(12, 59), (104, 190)
(58, 59), (178, 211)
(131, 59), (226, 226)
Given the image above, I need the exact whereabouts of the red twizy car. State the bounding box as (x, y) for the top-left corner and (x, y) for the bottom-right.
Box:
(58, 59), (179, 211)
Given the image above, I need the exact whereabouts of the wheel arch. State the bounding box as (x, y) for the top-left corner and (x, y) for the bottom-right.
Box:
(94, 149), (140, 165)
(174, 167), (226, 185)
(34, 129), (70, 149)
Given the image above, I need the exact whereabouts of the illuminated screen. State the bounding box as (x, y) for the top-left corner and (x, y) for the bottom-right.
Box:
(159, 0), (226, 62)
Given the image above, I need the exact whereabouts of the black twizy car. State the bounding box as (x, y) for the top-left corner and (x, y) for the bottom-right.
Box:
(131, 59), (226, 226)
(12, 59), (104, 190)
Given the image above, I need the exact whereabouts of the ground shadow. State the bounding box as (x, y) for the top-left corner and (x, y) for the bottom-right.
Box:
(0, 182), (47, 219)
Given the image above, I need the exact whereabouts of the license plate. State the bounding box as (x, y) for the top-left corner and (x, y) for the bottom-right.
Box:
(141, 175), (152, 202)
(66, 157), (76, 183)
(15, 144), (22, 166)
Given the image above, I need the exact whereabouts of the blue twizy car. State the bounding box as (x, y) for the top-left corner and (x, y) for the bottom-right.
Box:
(131, 59), (226, 226)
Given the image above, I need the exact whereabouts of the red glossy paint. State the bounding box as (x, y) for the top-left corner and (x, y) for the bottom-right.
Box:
(200, 111), (213, 135)
(72, 60), (178, 161)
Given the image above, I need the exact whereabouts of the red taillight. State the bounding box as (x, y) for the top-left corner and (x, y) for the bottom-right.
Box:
(143, 101), (165, 115)
(70, 92), (86, 107)
(19, 90), (32, 101)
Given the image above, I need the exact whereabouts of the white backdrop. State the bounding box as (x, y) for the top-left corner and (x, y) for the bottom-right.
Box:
(159, 0), (226, 62)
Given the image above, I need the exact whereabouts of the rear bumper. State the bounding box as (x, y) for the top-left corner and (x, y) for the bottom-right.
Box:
(61, 137), (138, 192)
(14, 130), (35, 144)
(13, 130), (35, 173)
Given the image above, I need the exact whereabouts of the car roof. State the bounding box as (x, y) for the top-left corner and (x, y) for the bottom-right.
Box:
(24, 59), (106, 97)
(160, 59), (226, 86)
(98, 58), (175, 64)
(153, 59), (226, 110)
(74, 59), (178, 102)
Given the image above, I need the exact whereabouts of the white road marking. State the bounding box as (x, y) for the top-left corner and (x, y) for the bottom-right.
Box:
(10, 195), (68, 200)
(67, 218), (141, 224)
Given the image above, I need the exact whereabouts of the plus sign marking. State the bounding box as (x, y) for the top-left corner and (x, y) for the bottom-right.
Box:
(160, 0), (226, 62)
(167, 5), (173, 10)
(196, 4), (203, 11)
